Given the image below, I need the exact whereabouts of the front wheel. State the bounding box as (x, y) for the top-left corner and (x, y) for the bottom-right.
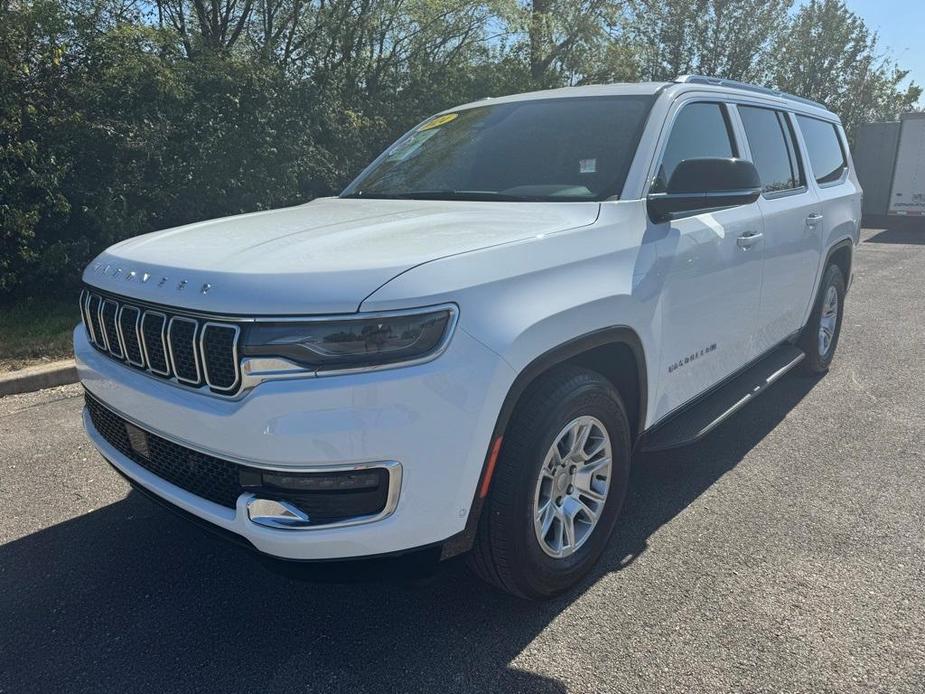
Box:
(467, 366), (631, 599)
(800, 263), (846, 374)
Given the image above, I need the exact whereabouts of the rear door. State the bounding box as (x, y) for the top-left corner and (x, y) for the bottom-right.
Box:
(794, 114), (860, 310)
(648, 100), (765, 420)
(733, 104), (822, 352)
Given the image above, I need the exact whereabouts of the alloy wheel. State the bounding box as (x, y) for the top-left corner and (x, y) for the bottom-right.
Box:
(818, 284), (838, 356)
(532, 416), (613, 559)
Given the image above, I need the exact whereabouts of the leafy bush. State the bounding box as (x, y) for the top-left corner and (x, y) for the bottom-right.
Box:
(0, 0), (919, 301)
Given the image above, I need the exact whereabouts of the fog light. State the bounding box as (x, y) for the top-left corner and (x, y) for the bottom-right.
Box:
(239, 464), (398, 529)
(261, 469), (382, 492)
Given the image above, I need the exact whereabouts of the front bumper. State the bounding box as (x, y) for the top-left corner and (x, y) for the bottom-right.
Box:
(76, 325), (514, 560)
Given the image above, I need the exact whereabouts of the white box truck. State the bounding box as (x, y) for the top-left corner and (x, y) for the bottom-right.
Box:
(855, 112), (925, 218)
(887, 113), (925, 217)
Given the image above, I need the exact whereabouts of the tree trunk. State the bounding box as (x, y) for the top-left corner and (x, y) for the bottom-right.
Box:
(529, 0), (551, 82)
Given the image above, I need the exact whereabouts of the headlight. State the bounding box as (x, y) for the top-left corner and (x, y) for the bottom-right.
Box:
(241, 305), (457, 373)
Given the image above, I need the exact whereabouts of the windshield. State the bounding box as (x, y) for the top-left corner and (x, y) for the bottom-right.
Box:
(341, 95), (655, 202)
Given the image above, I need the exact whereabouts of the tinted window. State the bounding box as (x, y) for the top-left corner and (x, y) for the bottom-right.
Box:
(739, 106), (804, 193)
(796, 115), (847, 184)
(342, 95), (655, 202)
(652, 102), (736, 193)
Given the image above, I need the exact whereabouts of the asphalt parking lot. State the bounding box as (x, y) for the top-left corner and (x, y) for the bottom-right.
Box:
(2, 226), (924, 693)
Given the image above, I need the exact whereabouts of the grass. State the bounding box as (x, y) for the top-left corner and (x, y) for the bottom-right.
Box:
(0, 297), (80, 372)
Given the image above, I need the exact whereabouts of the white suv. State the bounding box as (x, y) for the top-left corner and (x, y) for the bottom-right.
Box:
(76, 76), (861, 598)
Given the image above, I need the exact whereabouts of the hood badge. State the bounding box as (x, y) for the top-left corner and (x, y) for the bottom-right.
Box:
(92, 263), (212, 295)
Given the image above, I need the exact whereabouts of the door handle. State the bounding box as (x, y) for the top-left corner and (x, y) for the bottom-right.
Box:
(737, 231), (763, 249)
(806, 213), (824, 229)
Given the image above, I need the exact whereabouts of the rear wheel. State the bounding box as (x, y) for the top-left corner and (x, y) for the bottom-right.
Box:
(800, 264), (846, 374)
(468, 366), (631, 599)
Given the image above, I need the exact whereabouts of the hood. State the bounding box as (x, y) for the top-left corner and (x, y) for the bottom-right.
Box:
(83, 197), (600, 315)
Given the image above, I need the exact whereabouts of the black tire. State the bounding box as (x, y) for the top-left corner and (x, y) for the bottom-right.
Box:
(799, 263), (846, 374)
(467, 365), (631, 599)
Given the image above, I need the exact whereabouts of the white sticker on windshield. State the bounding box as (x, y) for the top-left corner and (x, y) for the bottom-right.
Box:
(579, 158), (597, 174)
(386, 129), (438, 161)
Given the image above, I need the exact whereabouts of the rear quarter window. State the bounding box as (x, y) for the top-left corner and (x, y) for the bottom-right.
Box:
(796, 115), (848, 185)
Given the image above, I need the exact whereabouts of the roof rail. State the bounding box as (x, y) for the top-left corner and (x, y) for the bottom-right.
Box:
(675, 75), (827, 110)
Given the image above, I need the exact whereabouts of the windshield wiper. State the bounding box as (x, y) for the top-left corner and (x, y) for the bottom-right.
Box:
(341, 190), (548, 202)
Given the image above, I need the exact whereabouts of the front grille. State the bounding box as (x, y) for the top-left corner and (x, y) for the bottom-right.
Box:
(80, 289), (241, 394)
(85, 392), (392, 521)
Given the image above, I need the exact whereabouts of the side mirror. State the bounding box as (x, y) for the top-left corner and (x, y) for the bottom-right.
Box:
(647, 158), (762, 223)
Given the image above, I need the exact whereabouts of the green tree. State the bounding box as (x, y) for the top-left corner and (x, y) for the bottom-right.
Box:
(0, 0), (74, 294)
(694, 0), (792, 81)
(498, 0), (635, 87)
(0, 0), (921, 302)
(770, 0), (921, 142)
(155, 0), (256, 55)
(628, 0), (792, 82)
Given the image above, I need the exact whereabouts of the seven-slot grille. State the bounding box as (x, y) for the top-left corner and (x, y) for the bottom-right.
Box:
(80, 288), (241, 394)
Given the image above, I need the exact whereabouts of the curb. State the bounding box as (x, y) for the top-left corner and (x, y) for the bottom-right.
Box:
(0, 359), (79, 397)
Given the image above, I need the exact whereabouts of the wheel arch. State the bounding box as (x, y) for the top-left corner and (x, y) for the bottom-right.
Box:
(825, 238), (854, 289)
(492, 326), (647, 444)
(441, 326), (648, 559)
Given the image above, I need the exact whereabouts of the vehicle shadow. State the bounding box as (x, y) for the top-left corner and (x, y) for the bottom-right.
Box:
(0, 374), (822, 694)
(862, 221), (925, 244)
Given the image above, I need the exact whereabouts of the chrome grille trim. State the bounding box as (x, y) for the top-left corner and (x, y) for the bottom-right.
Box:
(96, 298), (111, 352)
(140, 310), (171, 376)
(101, 299), (124, 359)
(200, 322), (241, 393)
(166, 315), (202, 385)
(87, 294), (105, 350)
(117, 305), (145, 367)
(80, 290), (241, 396)
(79, 289), (97, 345)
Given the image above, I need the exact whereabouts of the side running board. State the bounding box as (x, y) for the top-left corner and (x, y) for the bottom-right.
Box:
(638, 344), (805, 452)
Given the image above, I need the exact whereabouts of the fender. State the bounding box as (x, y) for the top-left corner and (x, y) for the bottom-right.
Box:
(800, 236), (856, 333)
(824, 237), (855, 290)
(440, 326), (647, 558)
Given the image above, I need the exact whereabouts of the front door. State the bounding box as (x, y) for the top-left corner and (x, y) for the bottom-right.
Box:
(649, 100), (765, 420)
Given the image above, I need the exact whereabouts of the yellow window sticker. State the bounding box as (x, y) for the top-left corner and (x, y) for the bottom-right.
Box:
(418, 113), (459, 131)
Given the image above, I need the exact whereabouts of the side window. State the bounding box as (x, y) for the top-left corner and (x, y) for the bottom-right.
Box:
(739, 106), (805, 193)
(796, 115), (848, 185)
(651, 102), (736, 193)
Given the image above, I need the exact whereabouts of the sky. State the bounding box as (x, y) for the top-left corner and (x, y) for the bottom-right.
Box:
(813, 0), (925, 89)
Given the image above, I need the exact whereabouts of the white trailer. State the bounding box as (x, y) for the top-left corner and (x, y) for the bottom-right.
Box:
(887, 112), (925, 217)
